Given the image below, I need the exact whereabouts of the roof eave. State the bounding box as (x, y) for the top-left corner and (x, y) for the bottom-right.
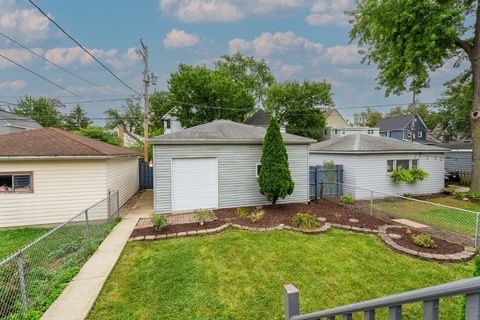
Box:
(150, 138), (314, 145)
(0, 154), (140, 160)
(309, 150), (446, 154)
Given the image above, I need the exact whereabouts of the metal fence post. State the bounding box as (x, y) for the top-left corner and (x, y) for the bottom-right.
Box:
(85, 209), (90, 245)
(107, 190), (112, 219)
(475, 214), (480, 250)
(370, 191), (374, 216)
(284, 284), (300, 320)
(466, 292), (480, 320)
(16, 252), (28, 313)
(116, 191), (120, 217)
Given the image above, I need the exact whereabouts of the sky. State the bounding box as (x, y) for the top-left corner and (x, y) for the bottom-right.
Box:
(0, 0), (470, 123)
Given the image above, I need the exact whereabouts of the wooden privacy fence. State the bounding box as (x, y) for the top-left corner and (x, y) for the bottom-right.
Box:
(309, 165), (343, 200)
(459, 170), (472, 186)
(139, 162), (153, 189)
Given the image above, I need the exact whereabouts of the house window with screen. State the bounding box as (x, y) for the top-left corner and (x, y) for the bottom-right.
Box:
(386, 160), (419, 172)
(256, 164), (262, 177)
(0, 173), (33, 192)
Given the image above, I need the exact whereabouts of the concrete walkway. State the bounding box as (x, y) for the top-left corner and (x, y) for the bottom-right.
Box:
(41, 190), (152, 320)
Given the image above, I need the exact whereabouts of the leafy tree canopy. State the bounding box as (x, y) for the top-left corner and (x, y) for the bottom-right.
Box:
(73, 126), (121, 146)
(169, 64), (255, 128)
(214, 53), (275, 106)
(12, 96), (64, 128)
(104, 98), (143, 135)
(352, 107), (383, 127)
(258, 117), (294, 206)
(149, 91), (173, 134)
(265, 80), (333, 140)
(63, 105), (92, 131)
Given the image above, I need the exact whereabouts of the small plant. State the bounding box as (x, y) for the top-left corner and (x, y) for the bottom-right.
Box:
(383, 196), (394, 202)
(333, 212), (342, 220)
(443, 187), (454, 195)
(452, 191), (463, 199)
(391, 168), (429, 183)
(249, 209), (265, 222)
(291, 212), (320, 230)
(193, 209), (216, 225)
(151, 213), (168, 231)
(339, 194), (353, 204)
(410, 168), (429, 182)
(412, 233), (437, 248)
(236, 207), (250, 218)
(405, 228), (412, 236)
(402, 192), (412, 198)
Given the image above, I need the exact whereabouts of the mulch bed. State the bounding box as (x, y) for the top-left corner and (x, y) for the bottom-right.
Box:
(131, 199), (388, 237)
(390, 229), (464, 255)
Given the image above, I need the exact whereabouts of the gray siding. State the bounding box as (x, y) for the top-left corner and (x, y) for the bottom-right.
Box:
(154, 144), (309, 213)
(445, 151), (472, 172)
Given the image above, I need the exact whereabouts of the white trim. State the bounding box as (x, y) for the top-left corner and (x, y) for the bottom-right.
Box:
(0, 155), (139, 161)
(255, 162), (261, 178)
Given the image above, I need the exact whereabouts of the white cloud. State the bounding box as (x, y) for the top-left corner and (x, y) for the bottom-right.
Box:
(305, 0), (351, 26)
(164, 29), (200, 49)
(279, 64), (304, 77)
(229, 31), (323, 57)
(310, 44), (360, 65)
(159, 0), (308, 23)
(338, 67), (376, 79)
(0, 48), (43, 69)
(44, 47), (138, 70)
(0, 0), (51, 43)
(0, 79), (26, 90)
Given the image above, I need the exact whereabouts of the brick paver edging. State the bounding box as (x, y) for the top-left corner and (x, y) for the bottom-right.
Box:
(129, 223), (332, 241)
(378, 225), (476, 262)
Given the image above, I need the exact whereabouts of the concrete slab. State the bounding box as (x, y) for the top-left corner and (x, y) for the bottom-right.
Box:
(392, 219), (430, 229)
(41, 191), (153, 320)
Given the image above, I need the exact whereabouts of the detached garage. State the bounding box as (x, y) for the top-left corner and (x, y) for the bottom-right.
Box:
(309, 134), (447, 199)
(150, 120), (313, 213)
(0, 128), (140, 228)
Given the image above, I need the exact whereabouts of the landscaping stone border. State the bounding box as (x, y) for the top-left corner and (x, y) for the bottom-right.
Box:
(378, 225), (476, 262)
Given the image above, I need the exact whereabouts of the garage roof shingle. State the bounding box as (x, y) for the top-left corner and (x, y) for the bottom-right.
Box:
(0, 127), (140, 158)
(150, 120), (314, 144)
(310, 133), (447, 153)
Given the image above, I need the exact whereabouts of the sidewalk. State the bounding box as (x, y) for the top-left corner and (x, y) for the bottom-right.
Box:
(41, 190), (152, 320)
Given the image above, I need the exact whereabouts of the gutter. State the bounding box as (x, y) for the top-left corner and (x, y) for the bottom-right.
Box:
(0, 155), (140, 161)
(149, 138), (315, 145)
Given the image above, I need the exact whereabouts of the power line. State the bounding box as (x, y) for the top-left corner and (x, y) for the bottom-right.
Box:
(26, 0), (142, 98)
(0, 53), (82, 98)
(0, 31), (115, 94)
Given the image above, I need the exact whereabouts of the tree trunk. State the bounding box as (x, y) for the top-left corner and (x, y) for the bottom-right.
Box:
(470, 3), (480, 193)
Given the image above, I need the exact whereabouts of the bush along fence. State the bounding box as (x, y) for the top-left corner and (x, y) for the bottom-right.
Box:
(334, 182), (480, 248)
(0, 191), (120, 319)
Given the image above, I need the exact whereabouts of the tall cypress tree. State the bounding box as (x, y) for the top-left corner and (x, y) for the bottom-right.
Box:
(258, 117), (294, 207)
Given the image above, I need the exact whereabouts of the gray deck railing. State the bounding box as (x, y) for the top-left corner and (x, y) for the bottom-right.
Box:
(284, 277), (480, 320)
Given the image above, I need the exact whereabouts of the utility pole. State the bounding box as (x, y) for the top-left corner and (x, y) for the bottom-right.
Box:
(136, 39), (157, 162)
(410, 91), (416, 143)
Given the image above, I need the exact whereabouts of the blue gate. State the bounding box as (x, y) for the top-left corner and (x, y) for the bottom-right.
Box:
(139, 162), (153, 189)
(309, 165), (343, 200)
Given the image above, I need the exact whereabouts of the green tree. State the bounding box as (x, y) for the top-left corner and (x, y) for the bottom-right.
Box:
(73, 126), (121, 146)
(349, 0), (480, 191)
(169, 64), (255, 128)
(353, 107), (383, 127)
(12, 96), (64, 127)
(436, 71), (472, 140)
(104, 98), (143, 135)
(258, 117), (294, 207)
(385, 104), (439, 130)
(63, 105), (91, 131)
(265, 80), (333, 140)
(214, 53), (275, 106)
(149, 91), (173, 134)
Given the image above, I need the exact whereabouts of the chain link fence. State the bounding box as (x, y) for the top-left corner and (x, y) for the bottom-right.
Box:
(335, 182), (480, 247)
(0, 191), (120, 319)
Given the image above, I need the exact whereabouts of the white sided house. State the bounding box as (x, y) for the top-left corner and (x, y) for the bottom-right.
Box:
(0, 128), (140, 228)
(150, 120), (314, 213)
(309, 134), (447, 199)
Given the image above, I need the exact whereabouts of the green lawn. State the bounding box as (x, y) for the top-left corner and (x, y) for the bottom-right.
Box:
(0, 227), (50, 260)
(371, 197), (479, 237)
(88, 229), (473, 320)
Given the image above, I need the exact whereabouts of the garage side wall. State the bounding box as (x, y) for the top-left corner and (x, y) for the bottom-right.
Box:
(0, 160), (108, 228)
(106, 157), (139, 208)
(153, 144), (310, 213)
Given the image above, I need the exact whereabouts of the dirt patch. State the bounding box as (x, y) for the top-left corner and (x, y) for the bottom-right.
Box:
(391, 229), (464, 254)
(131, 199), (388, 238)
(122, 189), (145, 210)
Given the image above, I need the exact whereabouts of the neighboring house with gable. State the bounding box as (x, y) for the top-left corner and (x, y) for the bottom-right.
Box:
(377, 114), (428, 142)
(323, 108), (379, 141)
(0, 109), (42, 134)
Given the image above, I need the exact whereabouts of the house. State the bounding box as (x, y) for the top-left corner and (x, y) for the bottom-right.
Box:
(244, 109), (286, 132)
(0, 109), (42, 134)
(150, 120), (313, 213)
(323, 108), (379, 140)
(309, 133), (447, 199)
(0, 128), (140, 228)
(438, 141), (472, 174)
(112, 124), (143, 147)
(377, 114), (428, 141)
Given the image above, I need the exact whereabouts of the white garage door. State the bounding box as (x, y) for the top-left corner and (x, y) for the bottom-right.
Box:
(172, 158), (218, 212)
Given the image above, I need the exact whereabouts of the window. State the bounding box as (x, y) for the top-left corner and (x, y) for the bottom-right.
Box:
(368, 130), (373, 134)
(0, 173), (33, 192)
(334, 129), (338, 135)
(407, 131), (411, 138)
(386, 160), (419, 173)
(256, 164), (262, 177)
(342, 130), (345, 134)
(418, 131), (423, 138)
(165, 119), (171, 129)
